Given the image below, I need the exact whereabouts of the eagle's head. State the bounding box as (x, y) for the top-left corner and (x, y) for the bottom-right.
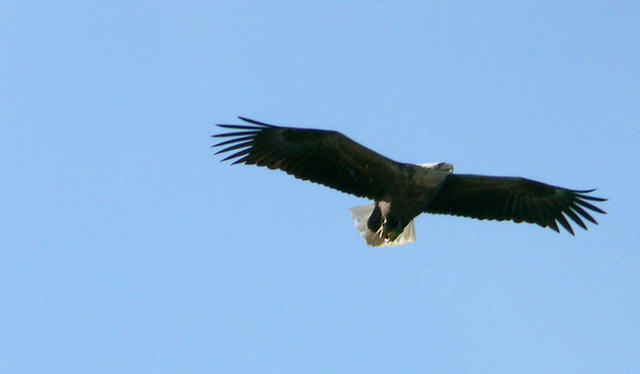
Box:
(417, 162), (454, 173)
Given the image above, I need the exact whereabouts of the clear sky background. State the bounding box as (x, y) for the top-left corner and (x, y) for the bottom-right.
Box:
(2, 2), (639, 373)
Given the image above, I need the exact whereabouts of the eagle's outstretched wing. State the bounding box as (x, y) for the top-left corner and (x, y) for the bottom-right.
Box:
(424, 174), (606, 234)
(213, 117), (401, 200)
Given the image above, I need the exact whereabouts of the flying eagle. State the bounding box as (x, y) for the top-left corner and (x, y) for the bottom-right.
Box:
(213, 117), (606, 246)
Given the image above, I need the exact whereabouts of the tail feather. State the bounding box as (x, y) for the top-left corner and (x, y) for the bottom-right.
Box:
(349, 203), (416, 247)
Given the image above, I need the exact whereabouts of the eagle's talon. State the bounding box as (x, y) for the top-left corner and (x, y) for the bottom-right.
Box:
(376, 226), (384, 238)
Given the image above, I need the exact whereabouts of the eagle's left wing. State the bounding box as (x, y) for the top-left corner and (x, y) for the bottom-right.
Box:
(424, 174), (606, 234)
(213, 117), (403, 200)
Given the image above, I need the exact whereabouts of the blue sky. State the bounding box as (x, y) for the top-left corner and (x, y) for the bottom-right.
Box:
(2, 2), (639, 373)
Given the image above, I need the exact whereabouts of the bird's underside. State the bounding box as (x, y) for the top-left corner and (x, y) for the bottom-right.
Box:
(213, 117), (606, 247)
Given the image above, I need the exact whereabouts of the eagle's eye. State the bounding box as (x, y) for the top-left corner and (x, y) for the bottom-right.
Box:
(437, 162), (454, 172)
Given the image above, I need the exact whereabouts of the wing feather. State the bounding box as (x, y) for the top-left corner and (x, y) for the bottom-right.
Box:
(212, 117), (402, 199)
(424, 174), (606, 234)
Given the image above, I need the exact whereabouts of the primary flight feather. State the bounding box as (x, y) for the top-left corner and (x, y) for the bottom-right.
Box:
(213, 117), (606, 246)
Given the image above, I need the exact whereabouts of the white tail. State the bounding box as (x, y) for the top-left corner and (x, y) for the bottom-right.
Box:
(348, 203), (416, 247)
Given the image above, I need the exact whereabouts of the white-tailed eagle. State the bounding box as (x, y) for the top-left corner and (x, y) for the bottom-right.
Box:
(213, 117), (606, 246)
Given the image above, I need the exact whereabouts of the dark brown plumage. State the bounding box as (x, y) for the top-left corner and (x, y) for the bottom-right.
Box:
(214, 117), (400, 200)
(424, 174), (605, 235)
(213, 117), (606, 245)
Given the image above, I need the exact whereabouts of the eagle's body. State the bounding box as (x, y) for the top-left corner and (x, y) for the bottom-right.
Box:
(348, 162), (452, 246)
(213, 117), (606, 246)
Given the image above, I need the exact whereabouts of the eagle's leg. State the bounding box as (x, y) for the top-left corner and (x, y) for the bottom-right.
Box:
(367, 203), (384, 235)
(349, 202), (417, 247)
(367, 201), (403, 241)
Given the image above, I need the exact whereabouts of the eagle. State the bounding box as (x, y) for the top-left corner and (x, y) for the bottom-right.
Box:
(213, 117), (606, 247)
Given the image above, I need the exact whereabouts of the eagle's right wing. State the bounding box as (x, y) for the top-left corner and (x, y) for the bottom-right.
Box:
(424, 174), (606, 234)
(213, 117), (402, 200)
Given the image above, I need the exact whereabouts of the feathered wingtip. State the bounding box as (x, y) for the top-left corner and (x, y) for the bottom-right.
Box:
(213, 116), (277, 132)
(211, 116), (279, 164)
(349, 203), (416, 247)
